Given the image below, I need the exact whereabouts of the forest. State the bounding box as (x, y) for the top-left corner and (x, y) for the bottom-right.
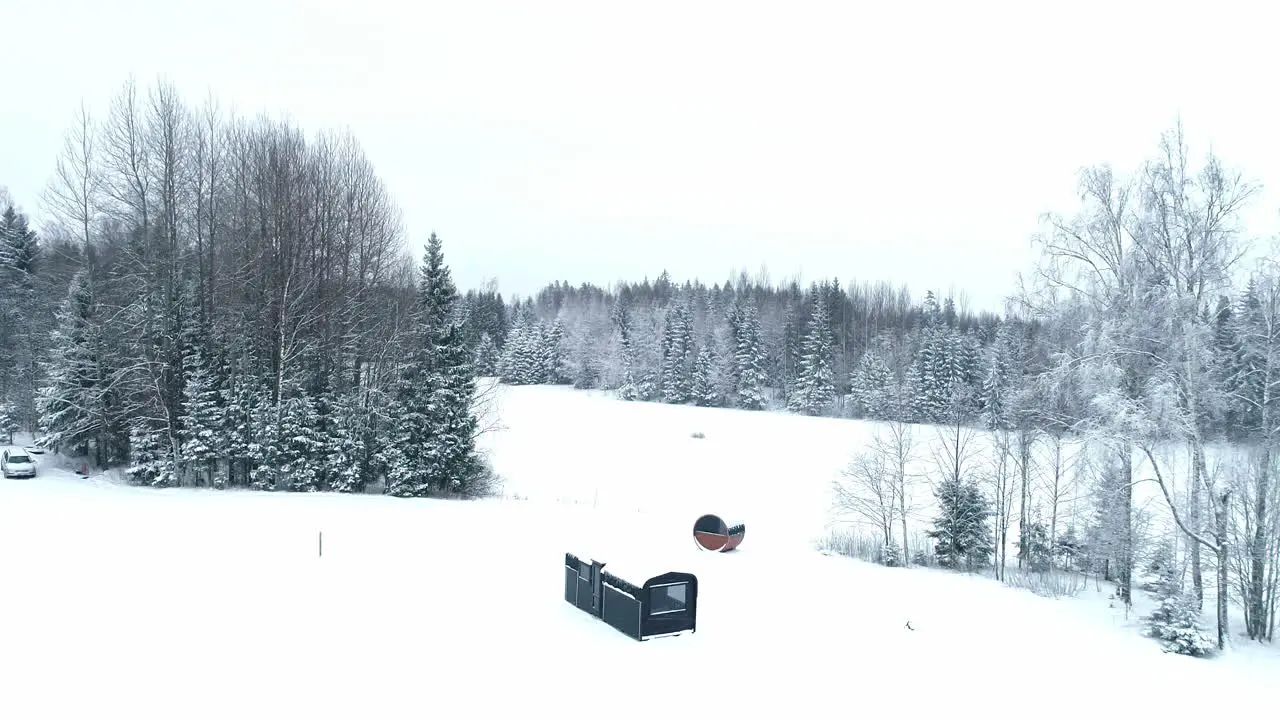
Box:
(2, 77), (1278, 655)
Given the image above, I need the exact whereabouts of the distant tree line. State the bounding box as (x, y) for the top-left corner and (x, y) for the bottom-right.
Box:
(454, 124), (1280, 654)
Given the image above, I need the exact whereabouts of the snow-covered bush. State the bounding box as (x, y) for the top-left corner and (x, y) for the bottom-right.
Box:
(0, 402), (19, 443)
(1001, 568), (1087, 598)
(817, 529), (878, 563)
(877, 539), (903, 567)
(1144, 567), (1214, 657)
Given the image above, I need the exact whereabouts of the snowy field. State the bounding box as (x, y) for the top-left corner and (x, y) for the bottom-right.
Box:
(1, 385), (1276, 719)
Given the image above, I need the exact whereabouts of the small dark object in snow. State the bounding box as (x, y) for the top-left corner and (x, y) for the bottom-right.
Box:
(690, 431), (705, 439)
(904, 621), (914, 631)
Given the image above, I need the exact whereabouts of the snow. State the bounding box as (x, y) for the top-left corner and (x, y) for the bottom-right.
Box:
(1, 386), (1277, 719)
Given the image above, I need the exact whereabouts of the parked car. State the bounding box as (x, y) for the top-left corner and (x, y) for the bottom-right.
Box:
(2, 448), (37, 478)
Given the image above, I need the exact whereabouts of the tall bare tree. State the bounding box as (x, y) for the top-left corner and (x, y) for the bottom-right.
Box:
(43, 101), (102, 252)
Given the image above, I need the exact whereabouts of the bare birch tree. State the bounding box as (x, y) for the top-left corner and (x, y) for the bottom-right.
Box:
(43, 101), (103, 252)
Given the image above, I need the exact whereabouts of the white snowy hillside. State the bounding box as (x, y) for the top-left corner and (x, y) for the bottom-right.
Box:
(1, 384), (1276, 720)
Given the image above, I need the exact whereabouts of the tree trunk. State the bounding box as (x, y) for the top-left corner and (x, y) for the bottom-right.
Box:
(1116, 442), (1133, 606)
(1048, 434), (1061, 570)
(1215, 490), (1231, 650)
(1190, 441), (1204, 610)
(898, 468), (910, 568)
(1247, 447), (1271, 640)
(1017, 430), (1031, 570)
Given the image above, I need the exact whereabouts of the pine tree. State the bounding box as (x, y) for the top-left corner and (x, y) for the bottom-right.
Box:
(660, 301), (695, 403)
(126, 420), (180, 488)
(544, 318), (567, 383)
(0, 205), (39, 290)
(0, 401), (18, 443)
(1053, 526), (1084, 572)
(928, 477), (991, 570)
(788, 293), (836, 415)
(384, 233), (484, 497)
(911, 291), (972, 423)
(610, 302), (641, 401)
(325, 390), (369, 493)
(497, 310), (551, 385)
(272, 384), (323, 492)
(37, 270), (106, 457)
(1144, 559), (1215, 656)
(981, 326), (1015, 430)
(246, 388), (277, 491)
(850, 345), (894, 419)
(733, 300), (768, 410)
(473, 332), (499, 377)
(0, 205), (40, 421)
(690, 343), (719, 407)
(221, 353), (258, 488)
(179, 340), (223, 485)
(1016, 521), (1052, 572)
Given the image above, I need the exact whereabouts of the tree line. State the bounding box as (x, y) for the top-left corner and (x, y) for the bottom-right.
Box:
(2, 77), (489, 498)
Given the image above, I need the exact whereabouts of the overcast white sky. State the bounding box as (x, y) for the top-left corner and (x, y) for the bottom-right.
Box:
(4, 0), (1278, 311)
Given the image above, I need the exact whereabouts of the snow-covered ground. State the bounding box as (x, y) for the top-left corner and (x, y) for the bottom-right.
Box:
(1, 385), (1276, 719)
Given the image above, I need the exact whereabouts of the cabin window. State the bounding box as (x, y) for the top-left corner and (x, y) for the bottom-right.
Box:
(649, 582), (687, 615)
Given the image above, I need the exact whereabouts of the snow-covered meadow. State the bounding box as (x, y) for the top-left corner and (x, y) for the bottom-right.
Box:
(0, 384), (1275, 719)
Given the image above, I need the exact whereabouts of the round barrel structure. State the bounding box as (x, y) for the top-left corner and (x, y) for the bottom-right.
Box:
(692, 514), (746, 552)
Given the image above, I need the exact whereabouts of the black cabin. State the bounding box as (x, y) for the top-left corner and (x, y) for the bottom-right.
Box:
(563, 552), (697, 641)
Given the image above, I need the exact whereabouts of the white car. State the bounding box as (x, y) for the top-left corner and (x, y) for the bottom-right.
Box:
(2, 449), (37, 478)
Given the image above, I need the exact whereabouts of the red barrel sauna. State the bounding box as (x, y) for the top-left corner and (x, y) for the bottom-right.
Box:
(693, 514), (746, 552)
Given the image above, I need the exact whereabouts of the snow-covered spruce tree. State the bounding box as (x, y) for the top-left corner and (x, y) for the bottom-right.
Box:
(788, 293), (836, 416)
(1016, 521), (1053, 572)
(246, 388), (278, 491)
(927, 477), (991, 571)
(624, 304), (664, 401)
(980, 326), (1014, 430)
(324, 389), (369, 493)
(610, 303), (642, 401)
(543, 318), (568, 384)
(518, 321), (545, 384)
(690, 343), (719, 407)
(0, 401), (18, 443)
(220, 349), (260, 488)
(270, 382), (323, 492)
(179, 338), (223, 486)
(0, 204), (42, 430)
(127, 421), (180, 488)
(878, 538), (903, 567)
(910, 291), (950, 423)
(498, 308), (555, 385)
(660, 301), (695, 403)
(1053, 526), (1085, 573)
(733, 299), (768, 410)
(777, 290), (806, 403)
(384, 233), (485, 497)
(37, 269), (106, 459)
(710, 324), (738, 404)
(566, 315), (604, 390)
(496, 313), (530, 384)
(1144, 558), (1214, 656)
(473, 332), (499, 377)
(849, 344), (894, 419)
(1141, 539), (1177, 593)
